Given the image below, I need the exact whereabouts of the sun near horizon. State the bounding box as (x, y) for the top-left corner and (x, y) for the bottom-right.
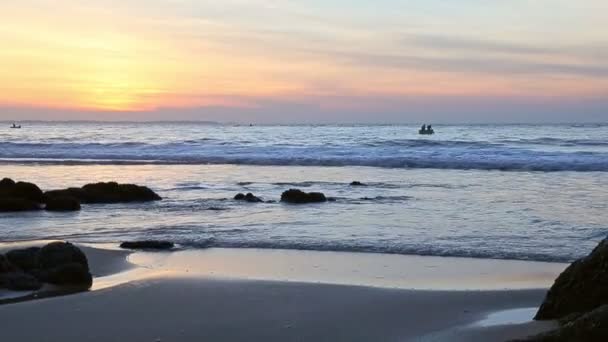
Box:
(1, 1), (607, 123)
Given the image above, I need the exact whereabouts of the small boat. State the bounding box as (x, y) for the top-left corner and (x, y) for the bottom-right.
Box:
(418, 124), (434, 135)
(10, 123), (21, 129)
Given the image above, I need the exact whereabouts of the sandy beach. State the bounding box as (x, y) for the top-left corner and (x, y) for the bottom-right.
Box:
(0, 243), (565, 341)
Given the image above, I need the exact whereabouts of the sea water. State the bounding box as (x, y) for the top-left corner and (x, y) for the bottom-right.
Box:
(1, 122), (606, 262)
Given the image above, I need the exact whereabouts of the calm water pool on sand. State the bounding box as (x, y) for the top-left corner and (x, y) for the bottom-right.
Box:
(1, 122), (607, 262)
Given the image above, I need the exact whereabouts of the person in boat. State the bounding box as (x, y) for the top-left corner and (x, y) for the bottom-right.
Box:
(421, 124), (426, 132)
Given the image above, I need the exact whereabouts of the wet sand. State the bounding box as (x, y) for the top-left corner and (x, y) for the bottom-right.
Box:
(0, 243), (565, 341)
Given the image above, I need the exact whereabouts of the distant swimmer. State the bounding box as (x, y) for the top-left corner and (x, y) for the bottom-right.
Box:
(419, 124), (434, 135)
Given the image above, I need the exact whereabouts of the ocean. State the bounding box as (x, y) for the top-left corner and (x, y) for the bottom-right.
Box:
(1, 122), (607, 262)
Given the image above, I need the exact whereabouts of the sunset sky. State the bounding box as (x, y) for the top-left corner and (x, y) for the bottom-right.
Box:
(1, 0), (607, 123)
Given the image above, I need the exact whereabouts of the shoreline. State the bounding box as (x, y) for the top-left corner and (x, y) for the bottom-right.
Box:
(0, 241), (565, 341)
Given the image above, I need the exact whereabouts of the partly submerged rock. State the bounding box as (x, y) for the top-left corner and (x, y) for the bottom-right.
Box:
(234, 193), (263, 203)
(45, 182), (161, 204)
(6, 247), (41, 272)
(120, 240), (174, 250)
(350, 181), (367, 186)
(0, 179), (45, 211)
(45, 196), (81, 212)
(515, 305), (608, 342)
(535, 239), (608, 320)
(0, 179), (44, 202)
(0, 272), (43, 291)
(0, 198), (41, 212)
(280, 189), (327, 204)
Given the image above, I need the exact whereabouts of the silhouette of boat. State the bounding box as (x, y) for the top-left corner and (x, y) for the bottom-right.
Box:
(10, 123), (21, 129)
(419, 125), (434, 135)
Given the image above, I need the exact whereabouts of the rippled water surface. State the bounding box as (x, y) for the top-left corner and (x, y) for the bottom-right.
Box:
(1, 123), (607, 262)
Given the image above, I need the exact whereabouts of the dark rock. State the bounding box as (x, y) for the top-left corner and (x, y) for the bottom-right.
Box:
(13, 182), (45, 202)
(45, 182), (161, 203)
(350, 181), (366, 186)
(535, 239), (608, 320)
(120, 240), (174, 250)
(45, 196), (81, 211)
(514, 305), (608, 342)
(0, 272), (43, 291)
(0, 178), (15, 189)
(0, 254), (14, 273)
(0, 180), (44, 202)
(0, 198), (41, 212)
(6, 247), (41, 272)
(234, 193), (263, 203)
(38, 242), (89, 271)
(42, 263), (92, 288)
(281, 189), (327, 204)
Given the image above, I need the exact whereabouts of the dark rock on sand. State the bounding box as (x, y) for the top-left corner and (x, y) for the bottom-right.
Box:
(0, 272), (43, 291)
(42, 263), (93, 287)
(38, 242), (89, 271)
(234, 193), (263, 203)
(350, 181), (367, 186)
(6, 247), (41, 272)
(0, 242), (92, 290)
(280, 189), (327, 204)
(45, 182), (161, 204)
(535, 239), (608, 320)
(120, 240), (174, 250)
(45, 196), (81, 211)
(0, 198), (41, 212)
(515, 305), (608, 342)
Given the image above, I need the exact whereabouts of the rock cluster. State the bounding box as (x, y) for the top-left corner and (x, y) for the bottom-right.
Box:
(234, 193), (263, 203)
(0, 242), (92, 291)
(45, 181), (162, 204)
(0, 178), (162, 212)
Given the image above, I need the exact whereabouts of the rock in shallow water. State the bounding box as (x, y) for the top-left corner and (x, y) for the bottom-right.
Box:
(120, 240), (175, 250)
(234, 193), (263, 203)
(280, 189), (327, 204)
(0, 179), (45, 203)
(45, 196), (81, 211)
(45, 182), (161, 204)
(0, 198), (41, 212)
(535, 239), (608, 320)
